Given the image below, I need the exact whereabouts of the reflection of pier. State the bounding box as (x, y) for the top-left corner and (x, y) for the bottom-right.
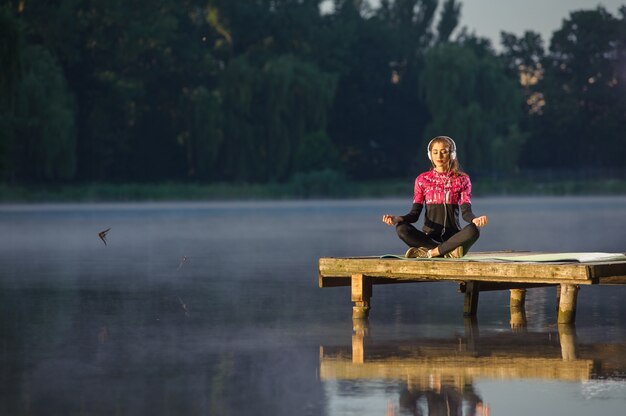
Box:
(320, 322), (626, 388)
(318, 251), (626, 323)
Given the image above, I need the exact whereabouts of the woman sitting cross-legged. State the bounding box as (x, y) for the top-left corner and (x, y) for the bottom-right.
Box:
(382, 135), (489, 258)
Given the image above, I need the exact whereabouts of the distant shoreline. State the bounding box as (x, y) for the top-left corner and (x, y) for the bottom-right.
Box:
(1, 178), (625, 203)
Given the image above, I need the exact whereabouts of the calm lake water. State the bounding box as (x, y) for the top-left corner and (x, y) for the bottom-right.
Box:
(1, 196), (626, 415)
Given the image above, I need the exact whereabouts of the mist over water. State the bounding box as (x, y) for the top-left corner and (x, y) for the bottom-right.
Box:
(1, 197), (625, 415)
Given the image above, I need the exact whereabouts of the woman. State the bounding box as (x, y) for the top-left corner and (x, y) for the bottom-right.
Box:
(382, 136), (488, 258)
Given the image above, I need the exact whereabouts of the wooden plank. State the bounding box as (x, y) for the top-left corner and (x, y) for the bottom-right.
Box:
(321, 273), (592, 288)
(321, 273), (591, 286)
(345, 257), (589, 280)
(596, 276), (626, 284)
(319, 274), (424, 288)
(586, 260), (626, 275)
(587, 261), (626, 282)
(460, 282), (556, 292)
(319, 257), (593, 283)
(319, 274), (348, 288)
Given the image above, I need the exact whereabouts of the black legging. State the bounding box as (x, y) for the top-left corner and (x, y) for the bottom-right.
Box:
(395, 222), (480, 256)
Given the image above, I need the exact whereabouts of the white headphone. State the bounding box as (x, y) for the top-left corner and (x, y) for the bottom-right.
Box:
(427, 136), (457, 161)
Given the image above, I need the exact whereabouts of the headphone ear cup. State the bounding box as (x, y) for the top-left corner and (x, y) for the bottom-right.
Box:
(427, 151), (432, 161)
(451, 150), (456, 160)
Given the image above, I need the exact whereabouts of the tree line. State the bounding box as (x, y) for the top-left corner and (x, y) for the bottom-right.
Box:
(1, 0), (625, 185)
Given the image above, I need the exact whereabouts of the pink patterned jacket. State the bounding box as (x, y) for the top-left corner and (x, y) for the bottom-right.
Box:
(402, 169), (476, 238)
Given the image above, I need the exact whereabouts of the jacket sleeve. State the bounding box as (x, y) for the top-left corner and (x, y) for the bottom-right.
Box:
(401, 203), (423, 224)
(401, 176), (425, 223)
(461, 203), (476, 223)
(459, 175), (476, 223)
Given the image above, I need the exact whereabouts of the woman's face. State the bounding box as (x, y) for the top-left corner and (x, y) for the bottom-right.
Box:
(430, 141), (451, 170)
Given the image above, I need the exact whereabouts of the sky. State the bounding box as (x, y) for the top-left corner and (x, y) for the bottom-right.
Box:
(459, 0), (624, 49)
(321, 0), (625, 49)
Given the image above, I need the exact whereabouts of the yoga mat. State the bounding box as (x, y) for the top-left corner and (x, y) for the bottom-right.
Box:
(380, 252), (626, 263)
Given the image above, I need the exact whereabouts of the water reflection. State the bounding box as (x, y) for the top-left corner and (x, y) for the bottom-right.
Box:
(321, 320), (626, 415)
(398, 381), (489, 416)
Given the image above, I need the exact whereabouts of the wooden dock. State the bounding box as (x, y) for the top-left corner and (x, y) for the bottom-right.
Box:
(318, 251), (626, 323)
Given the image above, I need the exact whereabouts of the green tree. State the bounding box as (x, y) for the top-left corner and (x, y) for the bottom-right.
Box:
(325, 11), (399, 179)
(326, 0), (447, 180)
(11, 45), (76, 182)
(16, 0), (224, 182)
(436, 0), (462, 43)
(500, 30), (546, 114)
(0, 5), (20, 105)
(0, 5), (21, 180)
(535, 7), (626, 169)
(420, 40), (525, 174)
(218, 54), (336, 182)
(499, 31), (547, 170)
(215, 56), (256, 182)
(293, 130), (338, 173)
(179, 87), (223, 180)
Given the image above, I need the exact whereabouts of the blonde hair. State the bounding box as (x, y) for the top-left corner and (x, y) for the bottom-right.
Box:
(428, 136), (464, 176)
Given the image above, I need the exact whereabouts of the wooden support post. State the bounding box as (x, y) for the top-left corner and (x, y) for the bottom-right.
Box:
(510, 307), (527, 332)
(510, 289), (527, 332)
(351, 274), (372, 319)
(557, 284), (579, 324)
(463, 316), (479, 352)
(510, 289), (526, 308)
(351, 318), (369, 364)
(463, 281), (480, 317)
(558, 323), (577, 361)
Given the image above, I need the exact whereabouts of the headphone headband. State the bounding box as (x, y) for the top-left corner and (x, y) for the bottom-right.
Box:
(427, 136), (457, 161)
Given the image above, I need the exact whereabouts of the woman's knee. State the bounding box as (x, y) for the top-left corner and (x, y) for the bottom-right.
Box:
(468, 223), (480, 240)
(459, 224), (480, 253)
(395, 222), (412, 239)
(395, 222), (407, 236)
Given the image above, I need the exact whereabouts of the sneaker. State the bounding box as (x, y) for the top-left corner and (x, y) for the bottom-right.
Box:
(443, 246), (464, 258)
(405, 247), (430, 258)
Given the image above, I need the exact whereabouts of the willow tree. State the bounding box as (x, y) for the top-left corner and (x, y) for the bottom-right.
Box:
(12, 45), (76, 182)
(179, 87), (223, 180)
(420, 39), (525, 175)
(218, 54), (336, 182)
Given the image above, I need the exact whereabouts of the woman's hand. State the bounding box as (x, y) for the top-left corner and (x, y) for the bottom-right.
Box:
(382, 214), (400, 226)
(472, 215), (489, 228)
